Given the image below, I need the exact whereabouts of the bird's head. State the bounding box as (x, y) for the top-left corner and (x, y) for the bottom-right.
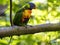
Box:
(24, 2), (36, 10)
(23, 3), (36, 15)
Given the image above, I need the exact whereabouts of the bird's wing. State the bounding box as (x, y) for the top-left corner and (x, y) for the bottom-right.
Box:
(13, 9), (23, 25)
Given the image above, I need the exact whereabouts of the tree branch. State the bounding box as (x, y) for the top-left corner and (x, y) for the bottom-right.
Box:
(10, 0), (13, 26)
(0, 23), (60, 38)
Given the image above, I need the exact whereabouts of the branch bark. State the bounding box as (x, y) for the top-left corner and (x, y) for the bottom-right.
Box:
(0, 23), (60, 38)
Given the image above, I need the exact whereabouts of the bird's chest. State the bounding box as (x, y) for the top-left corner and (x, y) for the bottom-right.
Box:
(21, 14), (31, 22)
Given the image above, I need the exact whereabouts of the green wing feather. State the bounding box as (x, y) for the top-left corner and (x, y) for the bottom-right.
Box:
(13, 8), (24, 26)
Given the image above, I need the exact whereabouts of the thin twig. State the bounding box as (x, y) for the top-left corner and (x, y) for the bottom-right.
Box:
(10, 0), (13, 26)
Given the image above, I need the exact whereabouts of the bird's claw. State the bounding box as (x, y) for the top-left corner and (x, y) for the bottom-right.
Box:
(24, 25), (33, 28)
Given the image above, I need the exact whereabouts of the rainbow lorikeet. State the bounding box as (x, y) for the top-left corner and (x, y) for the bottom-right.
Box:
(13, 3), (36, 26)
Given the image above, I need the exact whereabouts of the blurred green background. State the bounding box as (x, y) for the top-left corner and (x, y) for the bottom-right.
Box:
(0, 0), (60, 45)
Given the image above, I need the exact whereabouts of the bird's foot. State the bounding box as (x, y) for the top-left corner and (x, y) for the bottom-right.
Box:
(24, 25), (33, 28)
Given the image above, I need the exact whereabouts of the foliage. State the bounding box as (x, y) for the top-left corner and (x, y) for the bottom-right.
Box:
(0, 0), (60, 45)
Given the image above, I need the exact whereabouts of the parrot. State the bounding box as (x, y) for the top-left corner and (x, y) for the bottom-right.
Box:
(13, 3), (36, 26)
